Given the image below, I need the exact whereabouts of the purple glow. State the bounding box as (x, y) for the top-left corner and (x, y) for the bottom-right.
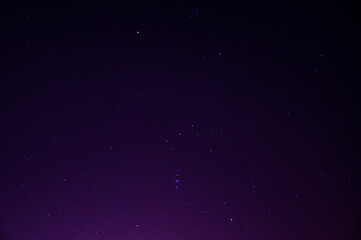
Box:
(0, 1), (360, 240)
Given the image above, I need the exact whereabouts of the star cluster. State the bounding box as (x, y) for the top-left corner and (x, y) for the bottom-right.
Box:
(0, 1), (361, 239)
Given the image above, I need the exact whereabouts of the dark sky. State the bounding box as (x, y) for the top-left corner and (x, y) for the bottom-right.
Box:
(1, 1), (361, 239)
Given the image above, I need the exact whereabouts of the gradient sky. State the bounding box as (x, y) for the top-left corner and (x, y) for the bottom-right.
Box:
(1, 1), (361, 239)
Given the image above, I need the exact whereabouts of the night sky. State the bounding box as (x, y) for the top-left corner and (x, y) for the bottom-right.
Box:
(1, 1), (361, 239)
